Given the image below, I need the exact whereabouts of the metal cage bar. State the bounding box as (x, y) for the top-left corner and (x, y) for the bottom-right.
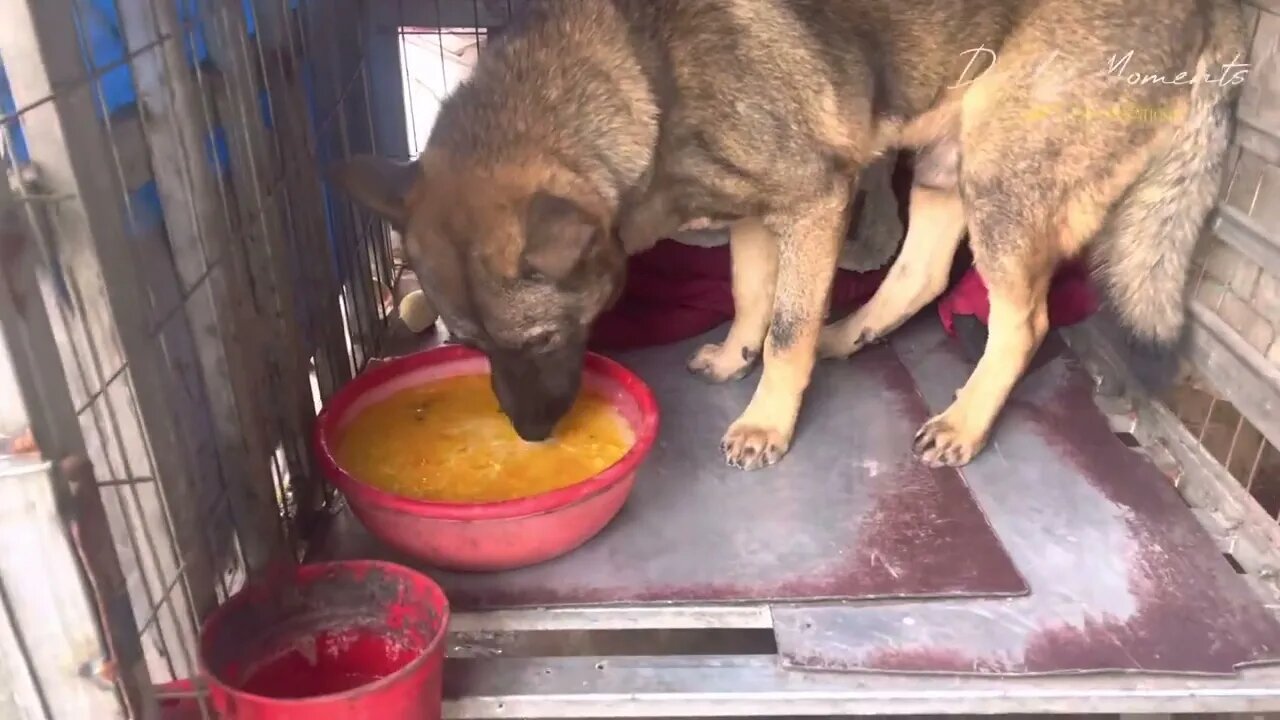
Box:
(0, 152), (147, 717)
(0, 0), (396, 713)
(0, 0), (225, 690)
(115, 0), (283, 578)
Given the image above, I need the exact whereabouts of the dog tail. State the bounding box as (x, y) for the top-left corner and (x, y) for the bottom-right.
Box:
(1089, 11), (1245, 389)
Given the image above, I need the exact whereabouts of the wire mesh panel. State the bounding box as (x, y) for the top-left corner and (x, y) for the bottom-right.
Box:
(0, 147), (148, 719)
(0, 0), (407, 714)
(367, 0), (522, 160)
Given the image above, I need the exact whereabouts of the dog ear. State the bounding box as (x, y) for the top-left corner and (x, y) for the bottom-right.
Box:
(521, 191), (599, 281)
(329, 155), (420, 230)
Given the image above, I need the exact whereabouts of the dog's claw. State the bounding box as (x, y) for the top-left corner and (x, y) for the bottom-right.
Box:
(721, 423), (789, 470)
(912, 413), (981, 468)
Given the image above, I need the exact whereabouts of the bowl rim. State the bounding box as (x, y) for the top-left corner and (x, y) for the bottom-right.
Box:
(198, 559), (451, 706)
(313, 344), (660, 521)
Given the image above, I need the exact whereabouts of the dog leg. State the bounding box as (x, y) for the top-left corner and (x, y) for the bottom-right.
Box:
(722, 189), (847, 470)
(820, 186), (965, 357)
(688, 218), (779, 382)
(913, 246), (1054, 467)
(839, 155), (903, 272)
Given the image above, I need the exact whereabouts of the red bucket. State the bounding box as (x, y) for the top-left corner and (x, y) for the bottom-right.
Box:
(199, 560), (449, 720)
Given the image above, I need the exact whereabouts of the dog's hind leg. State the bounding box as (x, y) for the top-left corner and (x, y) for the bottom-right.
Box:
(913, 122), (1159, 468)
(819, 184), (965, 358)
(688, 218), (779, 382)
(721, 187), (848, 470)
(912, 233), (1056, 467)
(908, 0), (1229, 467)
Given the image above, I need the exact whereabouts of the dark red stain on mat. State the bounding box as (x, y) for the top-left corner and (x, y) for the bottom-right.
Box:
(850, 466), (1005, 592)
(794, 647), (985, 674)
(1012, 373), (1280, 673)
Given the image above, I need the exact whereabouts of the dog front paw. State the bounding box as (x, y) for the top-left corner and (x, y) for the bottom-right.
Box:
(720, 422), (790, 470)
(912, 412), (985, 468)
(687, 343), (758, 383)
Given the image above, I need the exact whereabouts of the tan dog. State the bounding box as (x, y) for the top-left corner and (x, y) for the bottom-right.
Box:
(334, 0), (1246, 470)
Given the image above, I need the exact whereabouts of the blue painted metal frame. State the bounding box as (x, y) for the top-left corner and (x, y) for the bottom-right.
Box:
(0, 0), (313, 315)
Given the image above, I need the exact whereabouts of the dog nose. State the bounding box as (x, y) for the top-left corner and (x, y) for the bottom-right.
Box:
(488, 348), (582, 443)
(507, 391), (575, 443)
(512, 415), (557, 443)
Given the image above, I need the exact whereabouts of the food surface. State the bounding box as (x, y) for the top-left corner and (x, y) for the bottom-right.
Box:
(336, 374), (633, 503)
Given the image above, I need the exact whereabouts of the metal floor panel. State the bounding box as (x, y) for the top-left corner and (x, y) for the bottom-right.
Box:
(772, 319), (1280, 676)
(322, 329), (1027, 609)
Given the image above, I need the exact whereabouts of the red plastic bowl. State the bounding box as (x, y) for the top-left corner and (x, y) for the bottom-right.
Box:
(314, 345), (659, 572)
(199, 560), (449, 720)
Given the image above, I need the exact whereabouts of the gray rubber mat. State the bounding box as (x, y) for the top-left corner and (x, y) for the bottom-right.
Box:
(772, 319), (1280, 676)
(323, 330), (1028, 609)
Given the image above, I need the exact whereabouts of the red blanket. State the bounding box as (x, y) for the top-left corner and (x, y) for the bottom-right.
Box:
(936, 260), (1098, 338)
(588, 241), (1097, 353)
(589, 239), (886, 351)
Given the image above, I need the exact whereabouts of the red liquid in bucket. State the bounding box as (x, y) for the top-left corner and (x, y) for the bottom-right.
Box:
(200, 561), (449, 720)
(238, 628), (419, 699)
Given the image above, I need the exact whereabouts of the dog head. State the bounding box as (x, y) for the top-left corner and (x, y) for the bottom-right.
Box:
(331, 152), (626, 441)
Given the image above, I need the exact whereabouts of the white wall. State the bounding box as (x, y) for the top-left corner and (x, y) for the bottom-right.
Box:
(399, 29), (483, 155)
